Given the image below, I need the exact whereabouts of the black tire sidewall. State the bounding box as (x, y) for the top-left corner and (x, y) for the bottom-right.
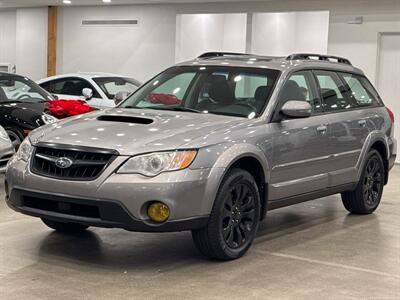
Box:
(5, 126), (24, 149)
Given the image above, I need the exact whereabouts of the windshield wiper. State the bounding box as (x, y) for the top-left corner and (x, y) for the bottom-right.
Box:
(122, 106), (202, 114)
(168, 107), (202, 113)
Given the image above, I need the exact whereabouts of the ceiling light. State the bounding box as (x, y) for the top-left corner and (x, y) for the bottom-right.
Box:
(103, 0), (112, 3)
(63, 0), (72, 4)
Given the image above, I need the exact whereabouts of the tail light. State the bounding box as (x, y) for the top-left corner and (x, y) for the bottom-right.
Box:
(386, 107), (394, 124)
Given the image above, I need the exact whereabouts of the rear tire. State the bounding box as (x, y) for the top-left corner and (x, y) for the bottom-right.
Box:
(341, 149), (384, 214)
(192, 168), (261, 261)
(41, 218), (89, 233)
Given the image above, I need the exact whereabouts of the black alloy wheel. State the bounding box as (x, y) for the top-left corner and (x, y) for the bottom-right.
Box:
(222, 183), (257, 249)
(363, 155), (383, 207)
(192, 168), (261, 260)
(342, 149), (385, 214)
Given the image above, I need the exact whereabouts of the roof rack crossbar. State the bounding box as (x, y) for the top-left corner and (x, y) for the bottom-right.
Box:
(287, 53), (352, 65)
(198, 52), (250, 59)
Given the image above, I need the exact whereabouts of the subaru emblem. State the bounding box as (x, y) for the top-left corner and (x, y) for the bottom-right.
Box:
(55, 157), (73, 169)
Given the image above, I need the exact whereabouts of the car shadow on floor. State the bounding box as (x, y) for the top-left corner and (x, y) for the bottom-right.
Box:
(36, 197), (379, 271)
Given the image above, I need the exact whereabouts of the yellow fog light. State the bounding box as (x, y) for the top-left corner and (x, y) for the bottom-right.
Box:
(147, 202), (170, 223)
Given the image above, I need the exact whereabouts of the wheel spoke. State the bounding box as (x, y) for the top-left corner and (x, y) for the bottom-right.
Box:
(234, 226), (244, 245)
(225, 226), (234, 247)
(240, 195), (254, 211)
(241, 209), (255, 221)
(374, 172), (382, 183)
(370, 160), (377, 174)
(224, 193), (233, 211)
(238, 185), (249, 203)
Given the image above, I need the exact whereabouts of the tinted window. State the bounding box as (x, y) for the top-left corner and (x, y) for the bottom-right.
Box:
(277, 71), (322, 114)
(121, 66), (280, 118)
(339, 73), (381, 107)
(41, 78), (100, 98)
(0, 75), (52, 103)
(314, 70), (356, 112)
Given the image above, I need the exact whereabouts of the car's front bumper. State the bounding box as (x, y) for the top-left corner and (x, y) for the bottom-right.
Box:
(5, 155), (224, 232)
(6, 187), (208, 232)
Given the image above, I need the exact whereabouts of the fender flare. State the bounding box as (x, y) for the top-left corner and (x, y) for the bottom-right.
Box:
(201, 143), (270, 216)
(355, 130), (390, 183)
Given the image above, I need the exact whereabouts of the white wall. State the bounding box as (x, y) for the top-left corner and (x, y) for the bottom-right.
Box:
(175, 13), (247, 62)
(252, 11), (329, 56)
(329, 14), (400, 85)
(0, 8), (47, 79)
(55, 0), (400, 83)
(58, 5), (177, 83)
(15, 8), (48, 80)
(0, 10), (16, 66)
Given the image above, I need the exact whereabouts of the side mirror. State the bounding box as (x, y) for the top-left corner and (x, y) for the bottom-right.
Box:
(82, 88), (93, 100)
(281, 100), (312, 119)
(114, 91), (129, 105)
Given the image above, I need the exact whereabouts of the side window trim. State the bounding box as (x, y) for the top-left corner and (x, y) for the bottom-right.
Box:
(311, 70), (327, 113)
(312, 70), (383, 114)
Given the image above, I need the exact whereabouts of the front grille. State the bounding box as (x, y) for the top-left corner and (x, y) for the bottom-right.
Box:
(31, 144), (116, 180)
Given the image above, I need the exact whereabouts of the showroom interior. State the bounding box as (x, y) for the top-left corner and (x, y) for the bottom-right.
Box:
(0, 0), (399, 299)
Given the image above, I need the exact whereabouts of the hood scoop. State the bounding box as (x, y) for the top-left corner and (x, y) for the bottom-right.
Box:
(97, 115), (154, 125)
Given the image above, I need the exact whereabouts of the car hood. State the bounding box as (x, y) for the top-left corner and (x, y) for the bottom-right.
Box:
(30, 108), (245, 155)
(0, 101), (46, 113)
(0, 101), (47, 128)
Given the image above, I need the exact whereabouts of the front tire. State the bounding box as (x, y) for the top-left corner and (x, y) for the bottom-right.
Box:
(5, 126), (24, 150)
(341, 149), (385, 214)
(41, 218), (89, 233)
(192, 169), (261, 260)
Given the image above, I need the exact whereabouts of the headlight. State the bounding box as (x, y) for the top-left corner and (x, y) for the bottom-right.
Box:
(118, 150), (197, 177)
(41, 114), (58, 125)
(0, 126), (9, 141)
(16, 138), (33, 162)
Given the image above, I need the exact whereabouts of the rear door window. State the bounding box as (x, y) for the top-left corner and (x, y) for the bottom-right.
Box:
(314, 70), (356, 112)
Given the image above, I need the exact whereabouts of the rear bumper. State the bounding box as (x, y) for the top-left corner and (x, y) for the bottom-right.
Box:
(6, 187), (209, 232)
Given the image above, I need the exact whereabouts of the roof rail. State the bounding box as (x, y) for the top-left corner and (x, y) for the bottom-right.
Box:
(198, 52), (249, 59)
(287, 53), (352, 65)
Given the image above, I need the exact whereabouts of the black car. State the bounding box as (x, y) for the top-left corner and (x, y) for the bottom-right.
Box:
(0, 72), (58, 149)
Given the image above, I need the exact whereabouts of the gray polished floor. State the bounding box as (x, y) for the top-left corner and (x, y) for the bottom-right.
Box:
(0, 167), (399, 300)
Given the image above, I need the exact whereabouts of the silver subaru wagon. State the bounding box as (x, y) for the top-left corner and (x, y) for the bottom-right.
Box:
(5, 53), (397, 260)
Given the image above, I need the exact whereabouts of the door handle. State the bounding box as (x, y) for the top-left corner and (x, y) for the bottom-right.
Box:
(317, 125), (327, 135)
(358, 119), (367, 127)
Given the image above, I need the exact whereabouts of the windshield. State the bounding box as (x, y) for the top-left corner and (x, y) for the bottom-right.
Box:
(120, 66), (280, 118)
(93, 77), (140, 99)
(0, 75), (53, 104)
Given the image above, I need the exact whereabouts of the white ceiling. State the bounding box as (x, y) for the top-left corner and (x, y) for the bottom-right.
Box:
(0, 0), (263, 8)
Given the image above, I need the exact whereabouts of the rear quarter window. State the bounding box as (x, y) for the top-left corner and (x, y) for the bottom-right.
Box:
(338, 73), (381, 107)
